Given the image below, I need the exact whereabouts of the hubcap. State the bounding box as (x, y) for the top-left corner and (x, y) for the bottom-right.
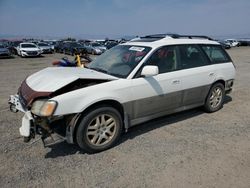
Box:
(209, 87), (223, 108)
(86, 114), (116, 146)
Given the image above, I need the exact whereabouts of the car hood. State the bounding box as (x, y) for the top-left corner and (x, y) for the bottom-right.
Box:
(26, 67), (118, 92)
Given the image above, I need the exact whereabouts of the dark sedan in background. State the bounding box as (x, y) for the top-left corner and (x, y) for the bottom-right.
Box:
(0, 43), (12, 58)
(62, 42), (87, 55)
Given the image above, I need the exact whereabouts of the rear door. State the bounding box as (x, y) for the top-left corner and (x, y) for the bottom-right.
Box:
(177, 44), (216, 107)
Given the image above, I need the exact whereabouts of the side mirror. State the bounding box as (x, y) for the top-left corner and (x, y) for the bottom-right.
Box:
(141, 65), (159, 77)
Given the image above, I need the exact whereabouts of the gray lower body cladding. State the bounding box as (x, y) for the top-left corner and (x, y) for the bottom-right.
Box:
(123, 84), (211, 127)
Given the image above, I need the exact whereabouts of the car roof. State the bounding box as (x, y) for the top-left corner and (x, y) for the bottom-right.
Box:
(123, 34), (220, 48)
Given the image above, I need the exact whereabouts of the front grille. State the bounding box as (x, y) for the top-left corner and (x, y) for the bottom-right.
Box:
(27, 51), (38, 55)
(18, 80), (52, 108)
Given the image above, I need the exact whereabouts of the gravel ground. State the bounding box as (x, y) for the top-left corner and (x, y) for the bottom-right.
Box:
(0, 48), (250, 188)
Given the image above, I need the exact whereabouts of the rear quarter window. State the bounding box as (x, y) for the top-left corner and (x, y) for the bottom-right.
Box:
(201, 45), (231, 63)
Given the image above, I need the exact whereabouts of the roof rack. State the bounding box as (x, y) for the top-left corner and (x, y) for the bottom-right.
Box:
(141, 34), (213, 40)
(173, 35), (213, 40)
(143, 33), (179, 39)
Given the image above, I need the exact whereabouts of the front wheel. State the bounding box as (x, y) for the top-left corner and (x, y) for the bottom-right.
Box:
(76, 106), (123, 153)
(204, 83), (225, 113)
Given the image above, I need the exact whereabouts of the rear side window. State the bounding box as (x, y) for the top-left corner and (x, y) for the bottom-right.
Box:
(201, 45), (230, 63)
(178, 45), (209, 69)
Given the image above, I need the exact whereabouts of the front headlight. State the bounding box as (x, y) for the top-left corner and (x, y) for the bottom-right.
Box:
(31, 100), (57, 117)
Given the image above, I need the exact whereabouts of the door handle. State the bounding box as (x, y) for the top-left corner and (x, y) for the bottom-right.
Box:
(172, 80), (180, 84)
(209, 72), (215, 77)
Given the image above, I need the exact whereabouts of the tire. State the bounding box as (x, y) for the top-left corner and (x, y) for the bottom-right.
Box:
(76, 106), (123, 153)
(204, 83), (225, 113)
(92, 50), (95, 55)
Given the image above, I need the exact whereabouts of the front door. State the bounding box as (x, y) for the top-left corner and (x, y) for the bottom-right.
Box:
(130, 46), (183, 124)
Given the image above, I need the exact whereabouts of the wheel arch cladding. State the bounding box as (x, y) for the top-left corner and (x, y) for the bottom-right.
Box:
(213, 79), (225, 88)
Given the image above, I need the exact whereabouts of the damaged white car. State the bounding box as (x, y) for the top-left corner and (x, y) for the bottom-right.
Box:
(9, 34), (235, 153)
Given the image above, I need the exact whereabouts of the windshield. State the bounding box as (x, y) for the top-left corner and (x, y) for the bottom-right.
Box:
(87, 45), (151, 78)
(21, 44), (37, 48)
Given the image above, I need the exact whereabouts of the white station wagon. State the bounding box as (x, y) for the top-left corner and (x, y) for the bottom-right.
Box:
(9, 34), (235, 153)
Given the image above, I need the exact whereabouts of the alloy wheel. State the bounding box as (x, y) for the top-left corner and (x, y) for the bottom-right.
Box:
(86, 114), (116, 146)
(209, 87), (223, 108)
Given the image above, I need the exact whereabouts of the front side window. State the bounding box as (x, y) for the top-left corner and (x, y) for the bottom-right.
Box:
(87, 45), (151, 78)
(145, 46), (178, 74)
(178, 45), (208, 69)
(201, 45), (230, 63)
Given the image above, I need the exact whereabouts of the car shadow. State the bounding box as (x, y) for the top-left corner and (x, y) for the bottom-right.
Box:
(121, 95), (232, 142)
(25, 55), (45, 58)
(0, 56), (15, 59)
(120, 108), (203, 142)
(45, 95), (232, 158)
(45, 141), (84, 158)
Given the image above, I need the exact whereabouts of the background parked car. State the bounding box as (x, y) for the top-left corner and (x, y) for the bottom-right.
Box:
(42, 40), (58, 50)
(85, 42), (107, 54)
(92, 42), (107, 52)
(237, 39), (250, 46)
(84, 43), (103, 55)
(105, 40), (118, 49)
(218, 40), (231, 49)
(8, 41), (23, 55)
(37, 42), (54, 54)
(16, 43), (42, 57)
(62, 42), (87, 55)
(225, 39), (239, 47)
(0, 43), (12, 58)
(54, 41), (65, 53)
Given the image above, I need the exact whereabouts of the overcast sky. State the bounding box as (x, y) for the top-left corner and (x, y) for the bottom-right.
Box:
(0, 0), (249, 38)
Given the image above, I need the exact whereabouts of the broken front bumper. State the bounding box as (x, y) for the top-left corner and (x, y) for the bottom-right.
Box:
(9, 95), (34, 137)
(9, 94), (71, 146)
(9, 95), (26, 113)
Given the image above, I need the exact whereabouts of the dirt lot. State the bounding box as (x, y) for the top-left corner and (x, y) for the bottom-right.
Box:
(0, 48), (250, 188)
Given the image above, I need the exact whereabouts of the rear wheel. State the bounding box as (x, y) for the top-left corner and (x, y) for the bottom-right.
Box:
(76, 106), (123, 153)
(204, 83), (225, 113)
